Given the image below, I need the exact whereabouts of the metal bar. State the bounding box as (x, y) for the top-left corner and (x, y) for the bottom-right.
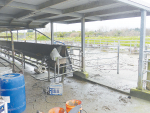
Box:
(21, 53), (24, 75)
(57, 58), (59, 77)
(59, 64), (72, 68)
(54, 63), (56, 82)
(51, 21), (54, 44)
(6, 31), (8, 41)
(17, 30), (18, 41)
(10, 31), (15, 73)
(35, 29), (37, 43)
(86, 63), (116, 67)
(48, 66), (50, 82)
(137, 10), (147, 90)
(117, 44), (120, 74)
(81, 17), (85, 72)
(23, 55), (25, 69)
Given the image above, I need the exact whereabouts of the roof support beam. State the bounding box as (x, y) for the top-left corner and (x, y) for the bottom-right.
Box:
(51, 22), (54, 44)
(33, 13), (58, 20)
(16, 0), (68, 20)
(0, 0), (14, 10)
(137, 10), (147, 90)
(81, 17), (85, 72)
(116, 0), (150, 12)
(37, 0), (68, 10)
(85, 6), (139, 17)
(100, 11), (150, 20)
(62, 1), (121, 14)
(51, 16), (78, 22)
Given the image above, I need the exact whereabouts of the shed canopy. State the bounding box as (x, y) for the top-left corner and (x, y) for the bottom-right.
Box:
(0, 0), (150, 31)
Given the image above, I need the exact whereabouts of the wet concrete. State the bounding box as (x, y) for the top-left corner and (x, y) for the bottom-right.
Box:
(85, 48), (141, 93)
(1, 53), (150, 113)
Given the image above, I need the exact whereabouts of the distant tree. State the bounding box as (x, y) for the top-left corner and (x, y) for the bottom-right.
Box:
(27, 29), (33, 32)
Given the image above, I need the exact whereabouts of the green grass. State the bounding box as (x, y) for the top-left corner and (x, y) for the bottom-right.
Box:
(55, 36), (150, 47)
(1, 32), (150, 47)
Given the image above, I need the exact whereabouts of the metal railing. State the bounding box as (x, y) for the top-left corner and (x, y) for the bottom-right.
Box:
(141, 47), (150, 90)
(0, 46), (24, 74)
(85, 45), (120, 74)
(53, 39), (150, 54)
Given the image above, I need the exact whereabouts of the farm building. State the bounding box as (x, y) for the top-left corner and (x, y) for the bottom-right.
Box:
(0, 0), (150, 113)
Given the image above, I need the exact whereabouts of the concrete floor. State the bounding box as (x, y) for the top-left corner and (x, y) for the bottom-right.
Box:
(1, 55), (150, 113)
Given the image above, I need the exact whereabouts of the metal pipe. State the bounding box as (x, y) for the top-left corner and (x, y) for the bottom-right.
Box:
(48, 66), (50, 82)
(81, 17), (85, 72)
(35, 29), (37, 43)
(10, 31), (15, 73)
(117, 44), (120, 74)
(23, 55), (25, 69)
(51, 22), (54, 44)
(6, 31), (8, 41)
(54, 63), (56, 82)
(137, 10), (147, 90)
(17, 30), (18, 41)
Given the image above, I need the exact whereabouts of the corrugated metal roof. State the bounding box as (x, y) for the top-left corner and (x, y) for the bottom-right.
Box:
(0, 0), (149, 32)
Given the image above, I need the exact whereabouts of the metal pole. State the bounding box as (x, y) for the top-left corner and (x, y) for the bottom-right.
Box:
(137, 10), (147, 90)
(81, 17), (85, 72)
(21, 53), (24, 75)
(6, 31), (8, 41)
(48, 66), (50, 82)
(35, 29), (37, 43)
(51, 22), (54, 44)
(117, 43), (120, 74)
(54, 63), (56, 82)
(23, 55), (25, 69)
(130, 41), (131, 54)
(17, 30), (18, 41)
(100, 39), (101, 51)
(10, 31), (15, 73)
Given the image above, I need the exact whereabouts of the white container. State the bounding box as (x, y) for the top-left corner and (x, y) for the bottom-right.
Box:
(49, 83), (63, 95)
(0, 100), (7, 113)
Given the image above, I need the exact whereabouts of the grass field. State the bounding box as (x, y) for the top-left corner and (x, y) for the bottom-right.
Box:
(1, 32), (150, 47)
(55, 36), (150, 47)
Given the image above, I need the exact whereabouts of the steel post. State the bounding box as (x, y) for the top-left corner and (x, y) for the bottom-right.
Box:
(48, 66), (50, 82)
(137, 10), (147, 90)
(35, 29), (37, 43)
(23, 55), (25, 69)
(21, 53), (24, 75)
(130, 41), (131, 54)
(17, 30), (18, 41)
(51, 22), (54, 44)
(117, 44), (120, 74)
(81, 17), (85, 72)
(54, 63), (56, 82)
(10, 31), (15, 73)
(6, 31), (8, 41)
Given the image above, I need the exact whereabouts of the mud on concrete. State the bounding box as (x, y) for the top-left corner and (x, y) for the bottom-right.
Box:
(1, 53), (150, 113)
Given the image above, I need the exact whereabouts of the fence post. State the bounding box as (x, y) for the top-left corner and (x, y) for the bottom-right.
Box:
(100, 39), (101, 51)
(130, 41), (131, 54)
(117, 41), (120, 74)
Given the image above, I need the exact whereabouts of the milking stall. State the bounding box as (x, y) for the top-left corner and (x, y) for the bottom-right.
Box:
(0, 0), (150, 113)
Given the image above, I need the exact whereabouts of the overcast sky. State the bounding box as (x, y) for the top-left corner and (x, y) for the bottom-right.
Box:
(42, 0), (150, 32)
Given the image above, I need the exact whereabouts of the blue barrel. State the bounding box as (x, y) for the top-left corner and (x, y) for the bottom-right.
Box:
(0, 73), (26, 113)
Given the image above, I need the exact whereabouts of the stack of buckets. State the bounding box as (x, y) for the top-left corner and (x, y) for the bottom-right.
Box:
(49, 100), (82, 113)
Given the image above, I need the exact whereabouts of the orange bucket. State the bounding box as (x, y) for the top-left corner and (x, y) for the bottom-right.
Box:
(48, 107), (65, 113)
(66, 100), (82, 113)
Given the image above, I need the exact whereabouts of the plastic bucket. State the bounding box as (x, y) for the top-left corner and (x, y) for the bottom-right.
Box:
(48, 107), (65, 113)
(66, 100), (82, 113)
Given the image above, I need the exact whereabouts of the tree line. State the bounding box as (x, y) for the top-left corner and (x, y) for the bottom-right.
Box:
(51, 28), (150, 37)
